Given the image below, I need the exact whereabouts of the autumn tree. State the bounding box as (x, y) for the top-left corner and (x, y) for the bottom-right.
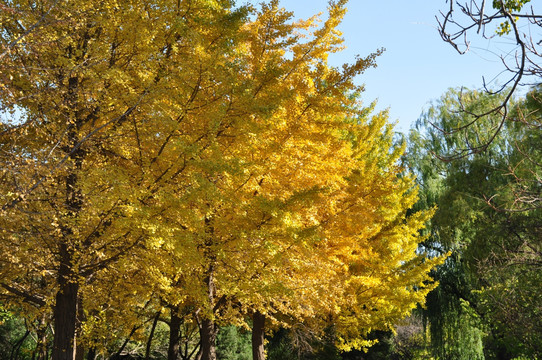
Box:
(0, 0), (252, 358)
(137, 2), (443, 358)
(1, 1), (443, 359)
(94, 2), (443, 359)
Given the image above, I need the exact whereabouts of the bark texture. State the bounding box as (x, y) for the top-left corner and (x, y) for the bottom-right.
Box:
(199, 318), (217, 360)
(168, 309), (182, 360)
(252, 311), (266, 360)
(51, 248), (79, 360)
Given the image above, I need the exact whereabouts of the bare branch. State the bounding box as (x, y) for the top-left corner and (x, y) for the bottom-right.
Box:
(435, 0), (540, 159)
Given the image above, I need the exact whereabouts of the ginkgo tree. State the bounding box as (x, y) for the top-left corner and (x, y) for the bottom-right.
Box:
(1, 0), (443, 359)
(1, 0), (251, 358)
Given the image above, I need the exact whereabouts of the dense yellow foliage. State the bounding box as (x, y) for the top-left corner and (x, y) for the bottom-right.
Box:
(0, 0), (443, 357)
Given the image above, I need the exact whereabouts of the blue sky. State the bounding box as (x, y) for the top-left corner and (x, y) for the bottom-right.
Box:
(279, 0), (522, 132)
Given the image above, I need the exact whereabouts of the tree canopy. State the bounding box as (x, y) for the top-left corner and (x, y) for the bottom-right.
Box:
(408, 87), (542, 359)
(0, 1), (441, 359)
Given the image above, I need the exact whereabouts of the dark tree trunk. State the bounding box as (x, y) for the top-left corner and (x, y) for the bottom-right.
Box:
(168, 309), (182, 360)
(52, 243), (79, 360)
(75, 345), (85, 360)
(200, 217), (218, 360)
(52, 112), (83, 360)
(252, 311), (266, 360)
(145, 312), (161, 360)
(51, 283), (78, 359)
(86, 348), (96, 360)
(199, 318), (217, 360)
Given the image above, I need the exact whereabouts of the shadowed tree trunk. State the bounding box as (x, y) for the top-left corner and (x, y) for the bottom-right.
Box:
(168, 308), (182, 360)
(200, 215), (218, 360)
(252, 311), (265, 360)
(52, 243), (79, 360)
(199, 317), (217, 360)
(52, 77), (84, 360)
(145, 311), (161, 360)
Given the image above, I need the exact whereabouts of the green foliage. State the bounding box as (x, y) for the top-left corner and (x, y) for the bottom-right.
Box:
(266, 329), (300, 360)
(408, 86), (542, 358)
(425, 258), (485, 360)
(216, 326), (252, 360)
(0, 308), (34, 360)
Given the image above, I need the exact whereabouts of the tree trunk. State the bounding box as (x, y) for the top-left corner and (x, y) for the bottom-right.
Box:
(51, 281), (78, 359)
(200, 218), (217, 360)
(75, 344), (85, 360)
(145, 311), (161, 360)
(35, 316), (49, 360)
(52, 243), (79, 360)
(252, 311), (266, 360)
(75, 296), (86, 360)
(52, 87), (84, 360)
(168, 309), (182, 360)
(199, 317), (217, 360)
